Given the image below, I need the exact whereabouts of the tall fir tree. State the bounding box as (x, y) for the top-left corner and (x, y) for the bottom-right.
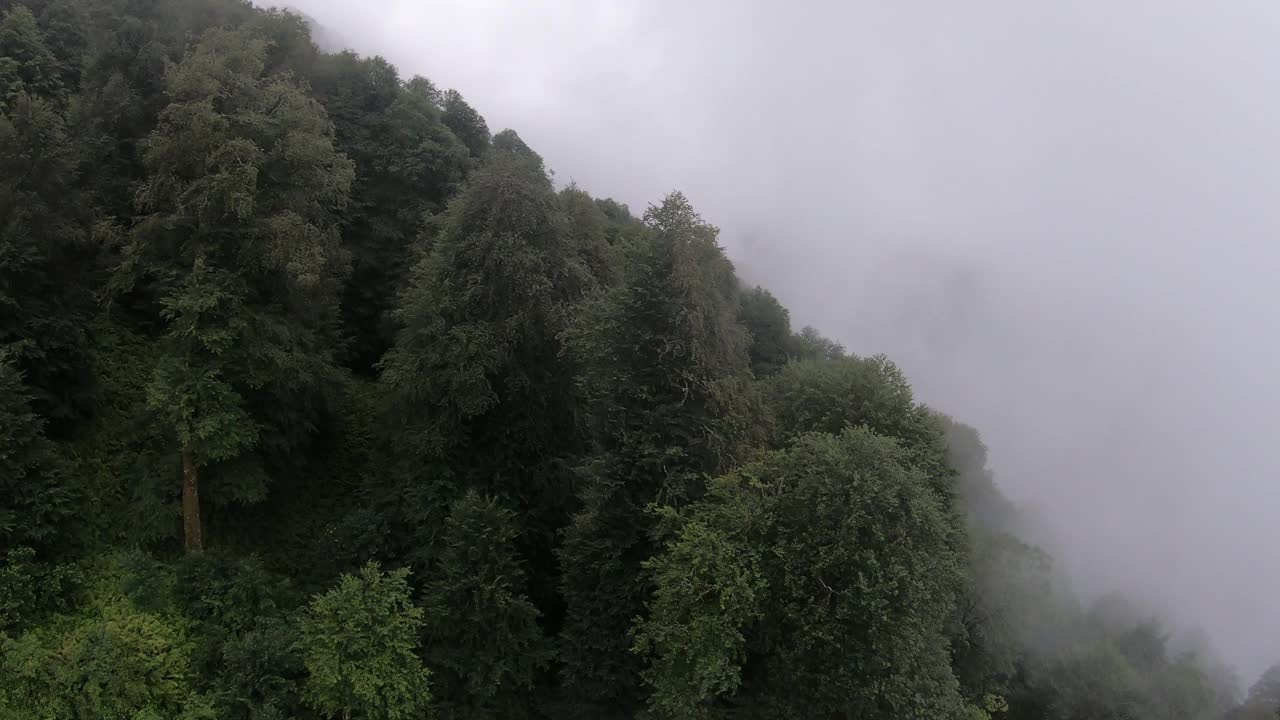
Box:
(380, 128), (587, 557)
(557, 191), (758, 712)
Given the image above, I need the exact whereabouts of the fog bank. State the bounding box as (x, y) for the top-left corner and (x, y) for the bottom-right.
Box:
(280, 0), (1280, 681)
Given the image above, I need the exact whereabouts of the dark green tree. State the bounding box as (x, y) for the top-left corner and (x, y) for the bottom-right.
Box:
(380, 128), (583, 544)
(421, 491), (549, 719)
(441, 88), (489, 159)
(737, 286), (795, 377)
(791, 324), (846, 362)
(637, 429), (968, 719)
(114, 26), (353, 551)
(0, 5), (61, 106)
(0, 89), (95, 431)
(0, 354), (69, 554)
(557, 191), (758, 711)
(309, 51), (471, 374)
(560, 183), (622, 290)
(24, 0), (89, 92)
(764, 354), (955, 493)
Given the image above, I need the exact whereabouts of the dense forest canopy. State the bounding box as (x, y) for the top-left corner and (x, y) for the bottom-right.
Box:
(0, 1), (1271, 718)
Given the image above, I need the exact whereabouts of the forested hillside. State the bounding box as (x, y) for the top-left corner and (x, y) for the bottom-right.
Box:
(0, 1), (1274, 718)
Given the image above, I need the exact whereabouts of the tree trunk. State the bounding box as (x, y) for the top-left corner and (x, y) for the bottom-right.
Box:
(181, 445), (203, 552)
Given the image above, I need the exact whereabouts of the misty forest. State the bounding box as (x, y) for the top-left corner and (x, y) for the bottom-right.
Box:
(1, 1), (1276, 718)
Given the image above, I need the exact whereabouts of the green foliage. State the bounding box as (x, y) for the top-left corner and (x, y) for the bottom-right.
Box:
(57, 323), (177, 546)
(298, 562), (433, 720)
(560, 183), (623, 289)
(638, 428), (967, 719)
(737, 286), (795, 377)
(565, 191), (757, 481)
(309, 51), (471, 374)
(557, 191), (759, 709)
(0, 556), (213, 720)
(0, 354), (70, 552)
(379, 127), (585, 562)
(791, 324), (846, 362)
(952, 529), (1054, 699)
(631, 509), (766, 720)
(421, 492), (548, 718)
(0, 546), (81, 633)
(441, 88), (490, 158)
(111, 23), (354, 542)
(0, 5), (62, 105)
(0, 3), (1249, 719)
(0, 89), (95, 431)
(765, 354), (955, 493)
(176, 553), (305, 717)
(215, 616), (306, 720)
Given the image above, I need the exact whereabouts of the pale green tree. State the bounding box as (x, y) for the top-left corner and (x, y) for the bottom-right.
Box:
(298, 562), (432, 720)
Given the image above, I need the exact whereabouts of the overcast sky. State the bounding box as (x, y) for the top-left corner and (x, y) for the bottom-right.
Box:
(280, 0), (1280, 682)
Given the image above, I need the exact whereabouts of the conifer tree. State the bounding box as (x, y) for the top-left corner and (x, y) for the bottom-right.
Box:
(557, 191), (757, 710)
(381, 129), (583, 527)
(422, 491), (548, 719)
